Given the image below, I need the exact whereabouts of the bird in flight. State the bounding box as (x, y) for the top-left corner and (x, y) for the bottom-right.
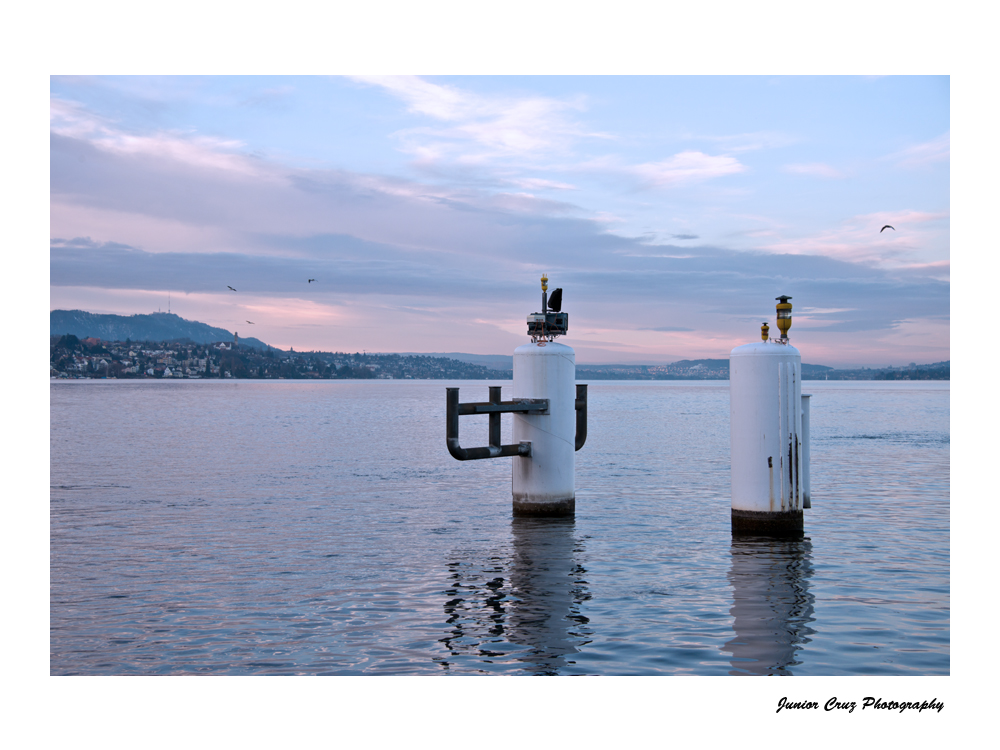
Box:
(308, 278), (316, 283)
(227, 285), (237, 291)
(246, 320), (255, 324)
(880, 225), (895, 233)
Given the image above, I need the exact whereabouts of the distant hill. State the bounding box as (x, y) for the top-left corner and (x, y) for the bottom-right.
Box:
(397, 352), (515, 370)
(805, 361), (949, 381)
(49, 313), (942, 379)
(665, 359), (833, 375)
(50, 310), (271, 351)
(801, 363), (834, 375)
(578, 359), (831, 374)
(402, 354), (835, 375)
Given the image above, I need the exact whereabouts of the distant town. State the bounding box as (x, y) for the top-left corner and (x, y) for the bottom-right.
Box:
(49, 335), (507, 380)
(577, 360), (949, 380)
(50, 334), (949, 381)
(49, 309), (950, 381)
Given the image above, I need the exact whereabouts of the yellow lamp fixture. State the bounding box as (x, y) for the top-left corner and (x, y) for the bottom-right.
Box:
(775, 296), (792, 341)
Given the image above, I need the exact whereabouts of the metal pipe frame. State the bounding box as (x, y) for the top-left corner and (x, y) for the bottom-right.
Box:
(446, 386), (544, 460)
(446, 384), (588, 460)
(575, 383), (587, 451)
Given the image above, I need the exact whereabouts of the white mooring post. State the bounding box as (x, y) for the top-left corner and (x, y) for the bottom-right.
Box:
(445, 275), (586, 517)
(513, 274), (579, 516)
(512, 339), (576, 515)
(729, 296), (809, 535)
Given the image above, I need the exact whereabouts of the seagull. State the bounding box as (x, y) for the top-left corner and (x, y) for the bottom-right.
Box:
(880, 225), (895, 233)
(227, 285), (237, 291)
(308, 279), (316, 283)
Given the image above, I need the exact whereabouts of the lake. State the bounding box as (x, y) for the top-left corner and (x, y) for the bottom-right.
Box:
(49, 379), (949, 675)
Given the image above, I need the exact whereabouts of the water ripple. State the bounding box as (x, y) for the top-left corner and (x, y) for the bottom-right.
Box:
(50, 380), (949, 675)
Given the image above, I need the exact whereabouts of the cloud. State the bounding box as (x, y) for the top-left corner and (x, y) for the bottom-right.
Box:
(238, 85), (296, 109)
(797, 307), (857, 315)
(52, 229), (949, 339)
(51, 109), (949, 307)
(689, 130), (798, 152)
(49, 236), (520, 300)
(628, 150), (746, 187)
(50, 91), (949, 365)
(51, 126), (601, 265)
(576, 150), (746, 191)
(50, 97), (110, 139)
(783, 162), (846, 178)
(350, 75), (604, 165)
(888, 132), (950, 167)
(510, 177), (577, 192)
(50, 93), (594, 245)
(348, 77), (751, 197)
(349, 75), (478, 122)
(51, 96), (260, 178)
(759, 209), (949, 266)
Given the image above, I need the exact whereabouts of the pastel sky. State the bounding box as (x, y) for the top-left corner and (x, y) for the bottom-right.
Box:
(50, 75), (949, 367)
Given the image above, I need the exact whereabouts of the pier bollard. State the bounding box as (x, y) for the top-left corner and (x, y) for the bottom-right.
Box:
(446, 275), (587, 517)
(729, 297), (809, 535)
(512, 339), (577, 516)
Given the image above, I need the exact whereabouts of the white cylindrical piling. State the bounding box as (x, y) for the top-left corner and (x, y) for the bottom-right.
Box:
(730, 338), (805, 535)
(801, 394), (811, 509)
(512, 341), (577, 516)
(446, 275), (583, 516)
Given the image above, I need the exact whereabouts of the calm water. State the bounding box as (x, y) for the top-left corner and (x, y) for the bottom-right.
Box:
(50, 379), (949, 675)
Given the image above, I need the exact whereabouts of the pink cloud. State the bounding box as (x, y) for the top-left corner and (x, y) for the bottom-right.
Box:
(889, 132), (950, 167)
(628, 150), (746, 188)
(783, 162), (846, 178)
(760, 209), (950, 266)
(351, 75), (604, 164)
(51, 96), (261, 178)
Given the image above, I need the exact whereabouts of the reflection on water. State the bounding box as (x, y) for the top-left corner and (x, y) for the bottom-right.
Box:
(437, 517), (591, 674)
(506, 518), (592, 673)
(722, 536), (816, 675)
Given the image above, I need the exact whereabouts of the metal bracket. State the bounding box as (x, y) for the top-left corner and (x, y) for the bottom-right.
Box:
(446, 384), (588, 459)
(446, 386), (546, 460)
(575, 383), (587, 451)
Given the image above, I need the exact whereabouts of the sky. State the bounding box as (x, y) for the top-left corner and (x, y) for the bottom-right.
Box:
(50, 75), (949, 367)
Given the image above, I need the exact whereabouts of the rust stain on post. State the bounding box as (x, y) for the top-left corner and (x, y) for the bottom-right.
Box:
(768, 456), (774, 513)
